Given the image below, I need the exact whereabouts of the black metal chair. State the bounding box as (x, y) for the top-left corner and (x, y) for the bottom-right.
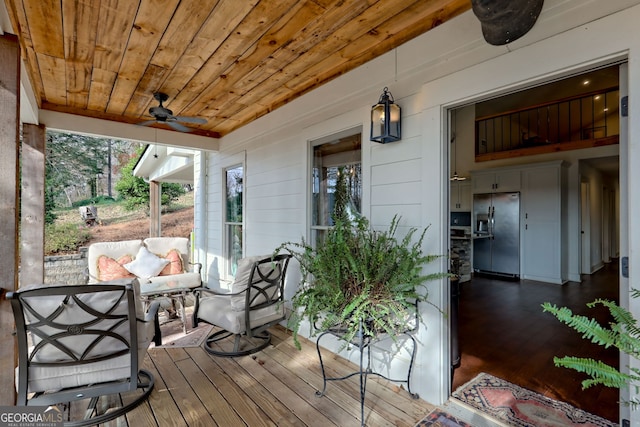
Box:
(193, 254), (291, 357)
(9, 280), (161, 426)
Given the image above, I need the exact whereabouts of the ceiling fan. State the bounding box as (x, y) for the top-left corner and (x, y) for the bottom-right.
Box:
(137, 92), (207, 132)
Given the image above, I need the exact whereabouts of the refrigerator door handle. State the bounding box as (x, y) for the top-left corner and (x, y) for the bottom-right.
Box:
(490, 206), (495, 235)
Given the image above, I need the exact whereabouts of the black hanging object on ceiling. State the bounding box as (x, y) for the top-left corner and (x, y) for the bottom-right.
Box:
(471, 0), (544, 46)
(137, 92), (207, 132)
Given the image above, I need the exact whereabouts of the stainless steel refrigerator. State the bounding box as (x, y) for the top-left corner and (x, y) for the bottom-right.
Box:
(473, 192), (520, 278)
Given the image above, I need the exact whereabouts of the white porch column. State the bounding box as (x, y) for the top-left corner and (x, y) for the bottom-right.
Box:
(149, 180), (161, 237)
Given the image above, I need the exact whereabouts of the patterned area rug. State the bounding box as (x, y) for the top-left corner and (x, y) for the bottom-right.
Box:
(150, 314), (213, 348)
(452, 373), (618, 427)
(415, 409), (473, 427)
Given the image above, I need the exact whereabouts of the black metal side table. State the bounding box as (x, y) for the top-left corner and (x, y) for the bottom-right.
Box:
(314, 316), (419, 426)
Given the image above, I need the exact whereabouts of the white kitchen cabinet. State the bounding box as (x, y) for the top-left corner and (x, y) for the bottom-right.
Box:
(450, 181), (472, 211)
(472, 169), (521, 193)
(520, 160), (568, 284)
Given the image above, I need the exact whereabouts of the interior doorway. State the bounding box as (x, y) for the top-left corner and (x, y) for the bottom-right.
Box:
(447, 62), (624, 423)
(581, 180), (591, 274)
(453, 269), (619, 422)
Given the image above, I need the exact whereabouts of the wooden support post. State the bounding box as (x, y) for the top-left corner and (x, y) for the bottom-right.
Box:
(21, 124), (46, 287)
(0, 33), (20, 406)
(149, 180), (161, 237)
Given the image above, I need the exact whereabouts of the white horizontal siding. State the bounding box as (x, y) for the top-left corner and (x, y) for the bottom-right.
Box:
(249, 192), (300, 211)
(241, 137), (307, 257)
(371, 158), (421, 186)
(370, 205), (422, 229)
(370, 134), (422, 166)
(370, 181), (421, 206)
(193, 1), (640, 414)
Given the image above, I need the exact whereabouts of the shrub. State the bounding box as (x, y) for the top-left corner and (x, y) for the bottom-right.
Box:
(45, 223), (92, 254)
(115, 149), (185, 211)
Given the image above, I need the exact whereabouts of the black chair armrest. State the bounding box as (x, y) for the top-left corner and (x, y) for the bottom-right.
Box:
(193, 286), (246, 297)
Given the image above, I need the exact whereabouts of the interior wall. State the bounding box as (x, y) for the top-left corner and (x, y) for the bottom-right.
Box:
(580, 161), (620, 272)
(452, 100), (618, 282)
(580, 162), (605, 272)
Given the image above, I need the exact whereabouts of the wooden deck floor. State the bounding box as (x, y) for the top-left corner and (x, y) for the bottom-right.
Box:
(116, 326), (434, 427)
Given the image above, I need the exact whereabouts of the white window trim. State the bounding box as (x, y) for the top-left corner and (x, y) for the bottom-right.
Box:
(222, 152), (246, 281)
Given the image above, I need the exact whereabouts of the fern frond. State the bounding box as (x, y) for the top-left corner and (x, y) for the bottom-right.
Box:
(553, 356), (629, 389)
(542, 303), (617, 347)
(589, 299), (640, 336)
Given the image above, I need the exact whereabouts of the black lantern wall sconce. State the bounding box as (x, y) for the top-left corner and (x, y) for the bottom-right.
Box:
(370, 87), (401, 144)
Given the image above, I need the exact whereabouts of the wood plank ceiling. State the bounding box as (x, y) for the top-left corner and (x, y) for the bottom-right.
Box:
(4, 0), (470, 138)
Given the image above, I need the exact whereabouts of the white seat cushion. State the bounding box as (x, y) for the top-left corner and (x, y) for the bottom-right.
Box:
(16, 282), (154, 394)
(229, 255), (272, 311)
(196, 294), (284, 335)
(141, 272), (202, 295)
(144, 237), (191, 266)
(24, 317), (153, 393)
(23, 355), (132, 393)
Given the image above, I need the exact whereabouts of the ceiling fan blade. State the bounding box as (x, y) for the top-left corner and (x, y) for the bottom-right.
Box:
(166, 121), (193, 132)
(137, 120), (157, 127)
(173, 115), (207, 124)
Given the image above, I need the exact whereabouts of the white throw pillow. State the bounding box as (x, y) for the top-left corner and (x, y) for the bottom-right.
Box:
(124, 246), (170, 279)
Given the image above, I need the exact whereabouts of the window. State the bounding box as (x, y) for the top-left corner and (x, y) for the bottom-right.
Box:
(225, 165), (243, 277)
(311, 132), (362, 246)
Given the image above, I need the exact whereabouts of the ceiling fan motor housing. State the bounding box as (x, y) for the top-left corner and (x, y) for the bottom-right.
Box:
(138, 91), (206, 132)
(149, 105), (173, 121)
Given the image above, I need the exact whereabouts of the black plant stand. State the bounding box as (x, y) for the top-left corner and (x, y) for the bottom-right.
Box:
(314, 319), (419, 426)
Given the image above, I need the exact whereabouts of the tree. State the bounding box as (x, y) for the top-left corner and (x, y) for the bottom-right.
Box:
(115, 147), (185, 210)
(45, 132), (134, 207)
(44, 190), (57, 225)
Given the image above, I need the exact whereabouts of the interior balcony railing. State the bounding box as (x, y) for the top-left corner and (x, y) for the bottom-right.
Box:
(475, 87), (620, 161)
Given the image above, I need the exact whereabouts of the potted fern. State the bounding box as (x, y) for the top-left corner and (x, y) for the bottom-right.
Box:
(275, 170), (447, 349)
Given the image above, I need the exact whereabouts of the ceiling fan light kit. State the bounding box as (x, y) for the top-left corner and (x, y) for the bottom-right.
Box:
(137, 92), (207, 132)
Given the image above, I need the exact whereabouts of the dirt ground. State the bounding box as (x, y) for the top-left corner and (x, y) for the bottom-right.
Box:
(84, 206), (194, 246)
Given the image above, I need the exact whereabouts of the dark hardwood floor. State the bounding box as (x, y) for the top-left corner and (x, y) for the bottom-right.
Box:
(452, 261), (620, 423)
